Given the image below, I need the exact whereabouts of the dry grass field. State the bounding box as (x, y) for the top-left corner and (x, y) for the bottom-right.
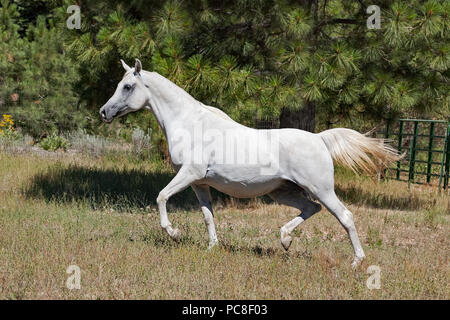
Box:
(0, 150), (448, 299)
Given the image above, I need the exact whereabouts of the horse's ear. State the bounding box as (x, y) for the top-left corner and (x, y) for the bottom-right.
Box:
(120, 59), (132, 72)
(134, 58), (142, 75)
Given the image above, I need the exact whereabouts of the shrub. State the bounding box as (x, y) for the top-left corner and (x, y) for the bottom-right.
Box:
(39, 133), (69, 152)
(66, 129), (128, 157)
(131, 127), (152, 157)
(0, 131), (34, 154)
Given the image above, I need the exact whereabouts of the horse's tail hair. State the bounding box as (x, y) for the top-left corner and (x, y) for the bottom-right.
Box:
(318, 128), (404, 176)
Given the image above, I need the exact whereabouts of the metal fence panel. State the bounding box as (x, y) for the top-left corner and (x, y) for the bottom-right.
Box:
(380, 119), (449, 189)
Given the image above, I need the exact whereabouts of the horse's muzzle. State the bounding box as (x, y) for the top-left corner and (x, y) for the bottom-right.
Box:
(99, 105), (114, 123)
(100, 108), (107, 121)
(100, 104), (128, 123)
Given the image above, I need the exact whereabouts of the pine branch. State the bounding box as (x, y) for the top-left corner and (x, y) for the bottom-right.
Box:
(314, 18), (359, 34)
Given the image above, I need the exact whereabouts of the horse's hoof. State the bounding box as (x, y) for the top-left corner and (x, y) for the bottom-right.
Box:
(280, 228), (292, 251)
(351, 256), (365, 269)
(281, 236), (292, 251)
(281, 235), (292, 251)
(171, 228), (181, 241)
(207, 240), (218, 250)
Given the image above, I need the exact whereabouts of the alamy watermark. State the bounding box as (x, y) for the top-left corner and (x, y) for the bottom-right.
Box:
(66, 5), (81, 30)
(168, 123), (281, 175)
(367, 5), (381, 29)
(66, 265), (81, 290)
(366, 265), (381, 289)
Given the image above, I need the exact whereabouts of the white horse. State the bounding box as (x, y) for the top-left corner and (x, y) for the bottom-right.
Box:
(100, 59), (401, 267)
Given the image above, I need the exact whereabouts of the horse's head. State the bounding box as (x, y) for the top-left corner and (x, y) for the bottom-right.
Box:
(99, 59), (148, 123)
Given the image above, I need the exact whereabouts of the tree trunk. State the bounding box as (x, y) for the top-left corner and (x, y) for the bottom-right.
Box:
(279, 102), (316, 132)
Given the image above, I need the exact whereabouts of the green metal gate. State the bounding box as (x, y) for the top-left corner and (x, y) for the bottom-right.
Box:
(382, 119), (449, 189)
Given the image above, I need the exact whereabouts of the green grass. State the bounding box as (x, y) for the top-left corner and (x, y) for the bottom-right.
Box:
(0, 151), (448, 299)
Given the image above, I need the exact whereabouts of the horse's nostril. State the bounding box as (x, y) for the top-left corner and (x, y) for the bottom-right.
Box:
(100, 109), (106, 119)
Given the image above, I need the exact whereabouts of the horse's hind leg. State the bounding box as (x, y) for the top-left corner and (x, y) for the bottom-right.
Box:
(192, 184), (218, 249)
(269, 182), (322, 251)
(314, 189), (366, 268)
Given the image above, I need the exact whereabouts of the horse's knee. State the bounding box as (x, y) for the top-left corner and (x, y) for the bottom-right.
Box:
(340, 209), (356, 231)
(157, 192), (167, 205)
(343, 209), (354, 221)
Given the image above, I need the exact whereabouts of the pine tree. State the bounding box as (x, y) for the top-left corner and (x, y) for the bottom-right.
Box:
(0, 0), (26, 114)
(66, 0), (449, 135)
(0, 0), (85, 137)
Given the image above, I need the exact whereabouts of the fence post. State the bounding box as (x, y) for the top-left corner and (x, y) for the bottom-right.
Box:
(426, 122), (435, 183)
(438, 124), (449, 190)
(381, 121), (391, 180)
(445, 125), (450, 189)
(408, 122), (418, 185)
(396, 120), (404, 180)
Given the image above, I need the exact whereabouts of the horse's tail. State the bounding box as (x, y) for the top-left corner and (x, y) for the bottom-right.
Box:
(318, 128), (404, 176)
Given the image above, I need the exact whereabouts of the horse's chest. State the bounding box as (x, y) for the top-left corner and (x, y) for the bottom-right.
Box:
(203, 166), (282, 198)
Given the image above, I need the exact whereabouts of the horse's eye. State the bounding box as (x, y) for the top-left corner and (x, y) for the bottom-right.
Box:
(124, 84), (132, 91)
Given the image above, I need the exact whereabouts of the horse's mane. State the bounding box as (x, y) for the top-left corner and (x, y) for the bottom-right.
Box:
(136, 70), (235, 122)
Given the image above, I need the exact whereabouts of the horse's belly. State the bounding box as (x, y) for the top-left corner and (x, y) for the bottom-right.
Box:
(203, 166), (283, 198)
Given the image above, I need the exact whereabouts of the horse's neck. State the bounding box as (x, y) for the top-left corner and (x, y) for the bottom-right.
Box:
(142, 72), (204, 137)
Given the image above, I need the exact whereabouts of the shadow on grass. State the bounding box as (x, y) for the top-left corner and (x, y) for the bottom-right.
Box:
(24, 162), (429, 213)
(23, 163), (272, 211)
(335, 183), (429, 210)
(24, 164), (200, 211)
(220, 243), (278, 257)
(140, 231), (285, 259)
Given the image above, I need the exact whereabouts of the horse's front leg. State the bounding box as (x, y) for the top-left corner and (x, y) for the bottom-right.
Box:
(157, 165), (203, 240)
(192, 184), (218, 249)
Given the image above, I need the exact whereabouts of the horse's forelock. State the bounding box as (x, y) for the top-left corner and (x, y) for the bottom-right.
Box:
(122, 70), (133, 79)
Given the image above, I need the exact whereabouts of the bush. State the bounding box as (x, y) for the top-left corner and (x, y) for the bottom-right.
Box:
(131, 128), (152, 157)
(39, 133), (69, 152)
(66, 129), (128, 157)
(0, 133), (33, 153)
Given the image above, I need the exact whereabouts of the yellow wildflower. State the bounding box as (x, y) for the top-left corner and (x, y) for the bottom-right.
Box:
(0, 114), (14, 135)
(2, 114), (13, 125)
